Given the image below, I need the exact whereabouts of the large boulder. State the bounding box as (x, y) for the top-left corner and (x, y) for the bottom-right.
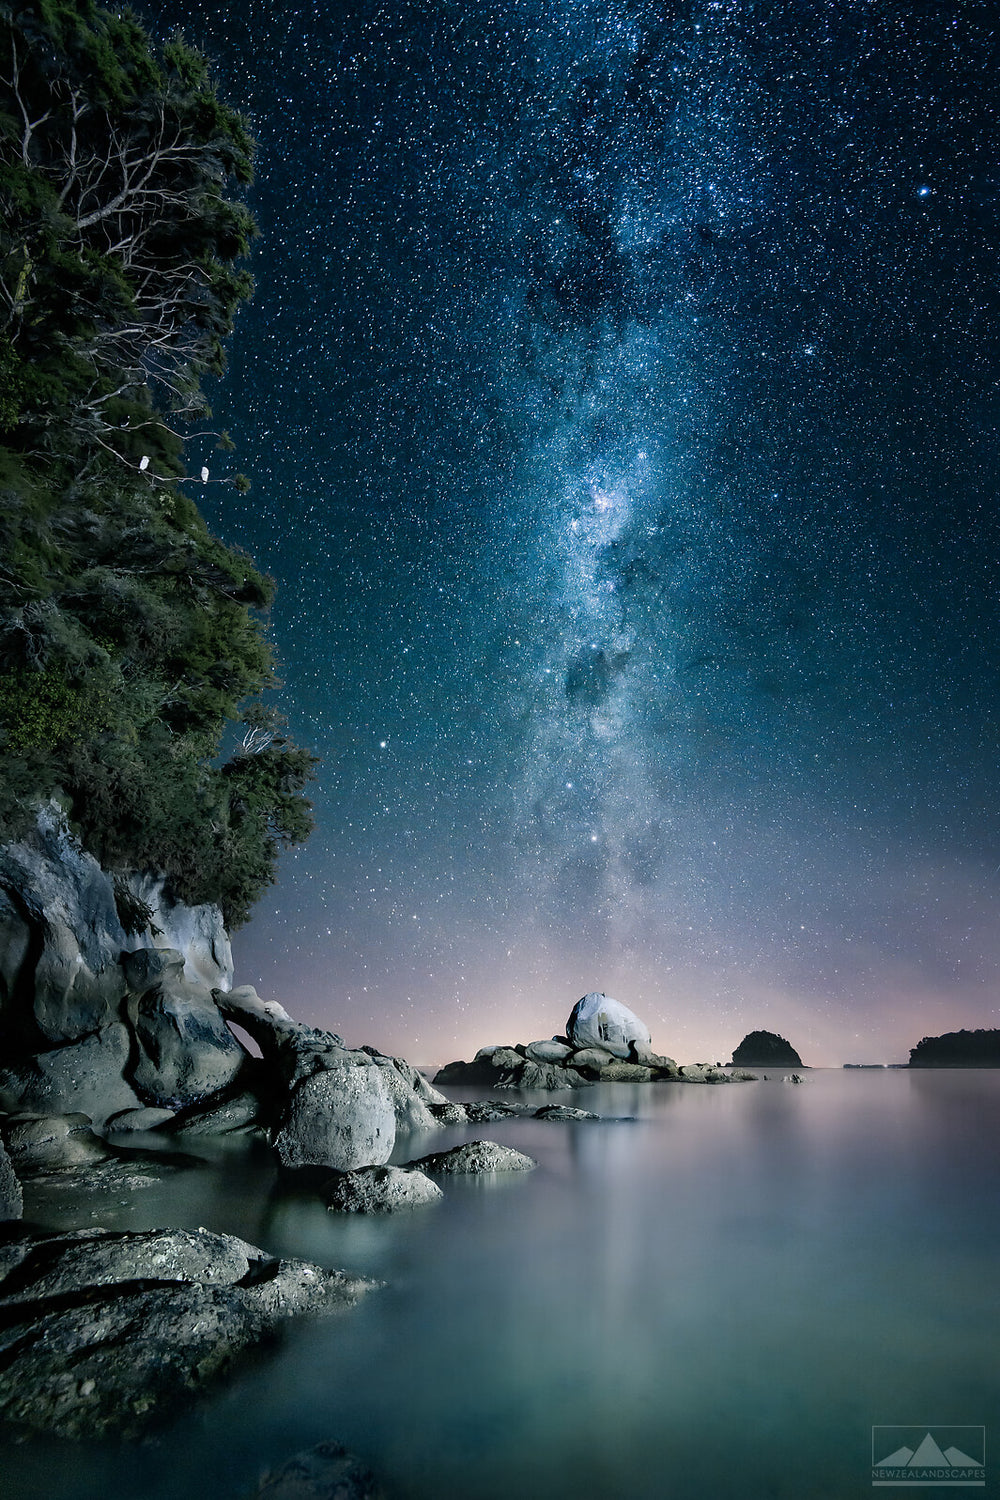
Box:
(123, 949), (248, 1109)
(1, 1113), (109, 1171)
(0, 1226), (374, 1439)
(566, 993), (651, 1059)
(274, 1062), (396, 1171)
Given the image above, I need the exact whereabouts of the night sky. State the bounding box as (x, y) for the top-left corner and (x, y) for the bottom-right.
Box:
(150, 0), (1000, 1067)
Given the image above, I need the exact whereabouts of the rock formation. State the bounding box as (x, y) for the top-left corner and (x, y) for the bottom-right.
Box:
(566, 991), (652, 1058)
(730, 1030), (804, 1067)
(908, 1028), (1000, 1067)
(252, 1441), (386, 1500)
(0, 1225), (374, 1439)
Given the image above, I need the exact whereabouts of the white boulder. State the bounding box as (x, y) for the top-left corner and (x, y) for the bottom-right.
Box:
(565, 992), (651, 1059)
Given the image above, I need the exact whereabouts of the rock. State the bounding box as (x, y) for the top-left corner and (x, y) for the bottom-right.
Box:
(410, 1140), (536, 1174)
(0, 1139), (21, 1220)
(120, 872), (233, 992)
(525, 1040), (573, 1064)
(434, 1053), (589, 1091)
(253, 1440), (386, 1500)
(0, 1225), (374, 1439)
(1, 1113), (109, 1171)
(213, 984), (301, 1055)
(730, 1030), (803, 1067)
(168, 1090), (262, 1136)
(678, 1064), (731, 1083)
(324, 1165), (443, 1213)
(275, 1063), (396, 1171)
(125, 951), (248, 1109)
(567, 1046), (617, 1074)
(104, 1106), (178, 1134)
(428, 1101), (468, 1123)
(566, 992), (652, 1059)
(361, 1050), (445, 1132)
(0, 1023), (141, 1127)
(463, 1101), (527, 1122)
(599, 1062), (654, 1083)
(533, 1105), (599, 1120)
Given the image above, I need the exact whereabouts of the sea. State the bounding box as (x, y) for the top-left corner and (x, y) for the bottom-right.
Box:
(4, 1067), (999, 1500)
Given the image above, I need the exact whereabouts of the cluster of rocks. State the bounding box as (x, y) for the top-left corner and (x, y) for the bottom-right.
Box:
(0, 1224), (374, 1439)
(435, 992), (735, 1090)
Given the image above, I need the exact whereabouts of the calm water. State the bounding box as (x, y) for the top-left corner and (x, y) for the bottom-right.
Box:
(4, 1069), (1000, 1500)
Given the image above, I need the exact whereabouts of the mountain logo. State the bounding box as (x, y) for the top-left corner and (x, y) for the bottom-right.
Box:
(872, 1426), (985, 1487)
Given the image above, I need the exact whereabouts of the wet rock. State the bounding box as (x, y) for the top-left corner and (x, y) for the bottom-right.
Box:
(1, 1113), (109, 1171)
(462, 1100), (528, 1122)
(0, 1225), (374, 1439)
(0, 1139), (21, 1220)
(566, 992), (651, 1059)
(410, 1140), (536, 1174)
(677, 1064), (732, 1083)
(253, 1440), (386, 1500)
(428, 1101), (468, 1123)
(104, 1106), (177, 1134)
(324, 1165), (443, 1213)
(275, 1063), (395, 1171)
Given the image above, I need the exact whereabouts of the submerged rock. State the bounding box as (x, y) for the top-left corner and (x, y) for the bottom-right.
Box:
(410, 1140), (536, 1174)
(254, 1440), (386, 1500)
(324, 1164), (442, 1213)
(0, 1225), (374, 1439)
(533, 1105), (600, 1121)
(565, 992), (651, 1059)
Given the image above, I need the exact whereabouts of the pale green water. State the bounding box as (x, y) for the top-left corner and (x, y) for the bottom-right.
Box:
(3, 1069), (999, 1499)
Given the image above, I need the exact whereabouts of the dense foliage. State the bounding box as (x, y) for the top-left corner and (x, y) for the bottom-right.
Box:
(909, 1030), (1000, 1067)
(0, 0), (314, 926)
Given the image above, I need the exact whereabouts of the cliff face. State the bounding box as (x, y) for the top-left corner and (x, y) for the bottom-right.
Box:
(0, 805), (242, 1125)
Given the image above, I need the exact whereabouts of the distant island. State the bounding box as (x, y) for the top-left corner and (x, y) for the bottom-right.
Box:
(730, 1030), (804, 1067)
(908, 1029), (1000, 1067)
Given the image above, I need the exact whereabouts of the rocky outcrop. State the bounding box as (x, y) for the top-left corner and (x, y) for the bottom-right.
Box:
(566, 992), (651, 1058)
(0, 1225), (374, 1439)
(276, 1063), (397, 1172)
(730, 1031), (804, 1067)
(253, 1441), (386, 1500)
(1, 1112), (109, 1171)
(435, 1037), (680, 1090)
(411, 1140), (536, 1174)
(324, 1164), (443, 1213)
(122, 948), (245, 1108)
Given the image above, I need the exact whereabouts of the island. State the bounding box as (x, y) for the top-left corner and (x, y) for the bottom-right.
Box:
(908, 1029), (1000, 1067)
(730, 1030), (804, 1067)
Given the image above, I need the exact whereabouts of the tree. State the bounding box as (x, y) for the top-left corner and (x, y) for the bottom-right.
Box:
(0, 1), (314, 927)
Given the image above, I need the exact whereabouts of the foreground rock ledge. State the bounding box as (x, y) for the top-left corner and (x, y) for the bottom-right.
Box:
(0, 1225), (375, 1440)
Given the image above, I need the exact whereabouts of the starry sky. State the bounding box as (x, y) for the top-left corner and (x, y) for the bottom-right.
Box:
(150, 0), (1000, 1067)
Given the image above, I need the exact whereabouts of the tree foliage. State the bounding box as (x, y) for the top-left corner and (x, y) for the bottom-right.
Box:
(0, 1), (315, 927)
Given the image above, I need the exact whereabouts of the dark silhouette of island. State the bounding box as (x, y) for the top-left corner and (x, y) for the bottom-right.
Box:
(908, 1029), (1000, 1067)
(731, 1031), (803, 1067)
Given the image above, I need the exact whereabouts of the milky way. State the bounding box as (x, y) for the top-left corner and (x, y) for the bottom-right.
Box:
(152, 0), (1000, 1063)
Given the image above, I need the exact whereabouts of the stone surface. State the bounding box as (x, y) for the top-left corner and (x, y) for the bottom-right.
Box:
(1, 1113), (109, 1171)
(0, 1225), (374, 1439)
(121, 872), (233, 991)
(104, 1106), (178, 1134)
(0, 1024), (141, 1127)
(0, 1139), (21, 1220)
(410, 1140), (536, 1174)
(533, 1105), (600, 1120)
(254, 1440), (386, 1500)
(566, 1046), (617, 1073)
(168, 1090), (262, 1136)
(428, 1101), (468, 1123)
(566, 993), (652, 1059)
(275, 1063), (396, 1171)
(125, 952), (248, 1108)
(731, 1030), (804, 1067)
(462, 1100), (528, 1121)
(324, 1164), (443, 1213)
(677, 1063), (732, 1083)
(525, 1039), (573, 1064)
(599, 1062), (654, 1083)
